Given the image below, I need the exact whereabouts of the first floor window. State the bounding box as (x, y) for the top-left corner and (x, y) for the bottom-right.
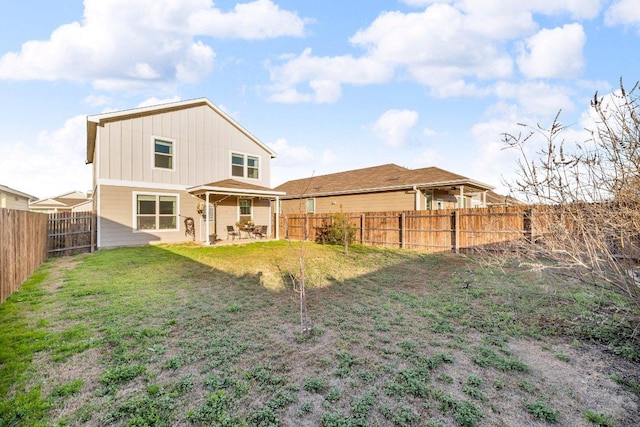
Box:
(425, 193), (433, 210)
(136, 194), (177, 230)
(306, 198), (315, 213)
(239, 199), (252, 223)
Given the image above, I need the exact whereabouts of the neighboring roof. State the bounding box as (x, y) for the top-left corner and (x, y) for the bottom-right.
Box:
(275, 164), (494, 198)
(86, 98), (276, 164)
(0, 184), (38, 201)
(30, 191), (91, 209)
(187, 179), (285, 198)
(485, 190), (524, 205)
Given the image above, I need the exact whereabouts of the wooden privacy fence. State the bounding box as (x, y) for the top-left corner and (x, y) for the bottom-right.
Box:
(279, 206), (540, 253)
(48, 211), (97, 257)
(0, 209), (48, 303)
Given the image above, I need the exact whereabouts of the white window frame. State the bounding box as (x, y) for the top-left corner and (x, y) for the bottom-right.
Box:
(306, 198), (315, 213)
(238, 198), (253, 222)
(230, 151), (260, 180)
(152, 136), (176, 171)
(132, 192), (180, 232)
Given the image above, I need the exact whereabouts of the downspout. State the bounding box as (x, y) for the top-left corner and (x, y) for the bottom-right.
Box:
(413, 186), (420, 211)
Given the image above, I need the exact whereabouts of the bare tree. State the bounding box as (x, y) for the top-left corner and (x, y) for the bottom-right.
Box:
(502, 79), (640, 316)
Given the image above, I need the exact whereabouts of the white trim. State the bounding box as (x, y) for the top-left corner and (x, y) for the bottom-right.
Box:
(187, 184), (285, 197)
(151, 135), (176, 172)
(97, 178), (187, 191)
(132, 191), (181, 233)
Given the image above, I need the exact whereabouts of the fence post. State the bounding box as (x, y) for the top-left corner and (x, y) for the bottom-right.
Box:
(400, 212), (406, 249)
(360, 214), (365, 244)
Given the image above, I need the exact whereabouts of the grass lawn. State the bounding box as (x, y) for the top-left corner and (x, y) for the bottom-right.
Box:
(1, 241), (639, 426)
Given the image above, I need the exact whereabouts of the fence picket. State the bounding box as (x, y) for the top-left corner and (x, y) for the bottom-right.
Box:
(279, 206), (540, 253)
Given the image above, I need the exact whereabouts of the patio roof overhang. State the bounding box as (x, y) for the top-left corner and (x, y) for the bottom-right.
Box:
(186, 180), (285, 245)
(186, 180), (286, 199)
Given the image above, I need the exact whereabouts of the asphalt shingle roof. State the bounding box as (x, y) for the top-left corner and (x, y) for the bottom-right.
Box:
(275, 163), (490, 197)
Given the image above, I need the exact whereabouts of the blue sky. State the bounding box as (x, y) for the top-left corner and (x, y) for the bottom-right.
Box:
(1, 0), (638, 199)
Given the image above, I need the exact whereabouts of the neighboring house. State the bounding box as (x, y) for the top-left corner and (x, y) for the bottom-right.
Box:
(86, 98), (284, 249)
(29, 191), (93, 213)
(275, 164), (495, 214)
(484, 190), (523, 207)
(0, 184), (37, 210)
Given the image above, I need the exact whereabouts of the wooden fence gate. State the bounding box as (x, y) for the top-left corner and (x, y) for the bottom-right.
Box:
(48, 212), (97, 256)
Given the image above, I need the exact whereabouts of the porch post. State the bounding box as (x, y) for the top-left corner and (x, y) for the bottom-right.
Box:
(205, 192), (211, 245)
(275, 196), (280, 239)
(459, 185), (465, 208)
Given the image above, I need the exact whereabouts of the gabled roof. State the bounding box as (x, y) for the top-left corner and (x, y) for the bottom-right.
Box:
(275, 164), (494, 198)
(29, 191), (91, 209)
(0, 184), (37, 201)
(86, 98), (276, 164)
(187, 179), (285, 198)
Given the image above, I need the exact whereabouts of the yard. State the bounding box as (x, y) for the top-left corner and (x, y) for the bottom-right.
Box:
(1, 241), (639, 426)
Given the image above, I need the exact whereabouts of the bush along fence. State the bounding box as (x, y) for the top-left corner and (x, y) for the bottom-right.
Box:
(0, 209), (48, 303)
(278, 206), (541, 253)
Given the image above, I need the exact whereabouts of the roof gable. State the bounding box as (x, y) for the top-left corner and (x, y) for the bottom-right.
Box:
(0, 184), (37, 201)
(86, 98), (275, 164)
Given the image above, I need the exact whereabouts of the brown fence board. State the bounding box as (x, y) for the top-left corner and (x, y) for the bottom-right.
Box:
(47, 212), (97, 256)
(279, 206), (538, 253)
(0, 209), (48, 303)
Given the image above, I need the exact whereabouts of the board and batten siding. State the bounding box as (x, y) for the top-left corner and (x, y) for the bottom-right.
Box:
(98, 105), (272, 188)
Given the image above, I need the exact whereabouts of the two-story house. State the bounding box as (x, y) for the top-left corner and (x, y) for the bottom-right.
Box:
(86, 98), (284, 249)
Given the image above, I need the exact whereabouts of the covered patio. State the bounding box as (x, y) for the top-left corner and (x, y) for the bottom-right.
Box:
(187, 179), (285, 245)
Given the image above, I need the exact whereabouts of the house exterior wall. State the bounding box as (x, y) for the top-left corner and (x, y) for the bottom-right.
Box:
(0, 193), (30, 210)
(280, 189), (465, 215)
(94, 103), (274, 248)
(97, 105), (272, 188)
(281, 190), (414, 214)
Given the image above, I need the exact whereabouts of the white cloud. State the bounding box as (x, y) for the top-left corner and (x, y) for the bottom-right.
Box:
(267, 3), (604, 103)
(493, 81), (575, 116)
(0, 115), (91, 199)
(605, 0), (640, 31)
(189, 0), (306, 39)
(266, 48), (393, 104)
(371, 109), (419, 147)
(517, 23), (586, 79)
(268, 138), (314, 166)
(0, 0), (306, 91)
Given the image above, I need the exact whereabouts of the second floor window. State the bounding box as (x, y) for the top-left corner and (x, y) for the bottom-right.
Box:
(231, 152), (259, 179)
(154, 139), (173, 169)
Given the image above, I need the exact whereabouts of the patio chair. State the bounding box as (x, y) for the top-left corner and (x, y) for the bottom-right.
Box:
(252, 225), (268, 239)
(226, 225), (240, 240)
